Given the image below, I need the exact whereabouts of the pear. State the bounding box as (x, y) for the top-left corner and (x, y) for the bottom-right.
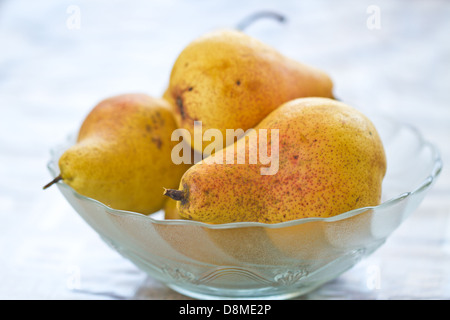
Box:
(163, 29), (334, 153)
(164, 97), (387, 224)
(44, 94), (191, 215)
(163, 197), (182, 220)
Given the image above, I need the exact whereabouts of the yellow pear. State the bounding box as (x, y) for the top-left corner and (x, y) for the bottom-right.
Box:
(44, 93), (191, 215)
(164, 97), (386, 224)
(163, 198), (182, 220)
(163, 29), (334, 153)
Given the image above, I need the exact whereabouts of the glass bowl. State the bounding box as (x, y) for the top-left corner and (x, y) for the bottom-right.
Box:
(47, 115), (442, 300)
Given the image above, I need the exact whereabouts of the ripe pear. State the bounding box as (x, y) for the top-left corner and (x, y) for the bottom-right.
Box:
(163, 29), (334, 153)
(163, 198), (182, 220)
(44, 94), (191, 215)
(164, 97), (387, 224)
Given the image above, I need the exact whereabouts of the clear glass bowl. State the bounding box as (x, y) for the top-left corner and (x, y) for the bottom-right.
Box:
(47, 115), (442, 300)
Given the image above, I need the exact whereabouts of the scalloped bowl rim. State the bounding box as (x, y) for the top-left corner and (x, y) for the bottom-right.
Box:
(48, 115), (443, 230)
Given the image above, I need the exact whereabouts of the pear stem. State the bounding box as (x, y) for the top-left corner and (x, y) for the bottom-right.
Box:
(163, 188), (185, 202)
(43, 175), (62, 190)
(236, 10), (287, 31)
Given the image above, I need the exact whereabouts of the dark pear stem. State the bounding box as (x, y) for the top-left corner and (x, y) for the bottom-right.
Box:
(164, 188), (185, 202)
(236, 10), (287, 31)
(43, 175), (62, 190)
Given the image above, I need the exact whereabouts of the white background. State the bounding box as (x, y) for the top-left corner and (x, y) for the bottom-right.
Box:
(0, 0), (449, 299)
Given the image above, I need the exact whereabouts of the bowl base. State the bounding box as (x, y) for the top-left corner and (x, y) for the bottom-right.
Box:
(167, 283), (322, 300)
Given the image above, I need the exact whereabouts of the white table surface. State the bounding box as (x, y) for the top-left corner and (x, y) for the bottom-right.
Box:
(1, 0), (449, 300)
